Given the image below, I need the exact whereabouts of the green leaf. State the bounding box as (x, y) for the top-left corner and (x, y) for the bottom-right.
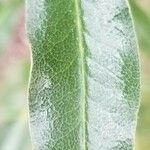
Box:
(26, 0), (140, 149)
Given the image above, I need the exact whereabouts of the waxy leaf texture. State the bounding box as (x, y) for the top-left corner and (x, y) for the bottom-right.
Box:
(26, 0), (140, 149)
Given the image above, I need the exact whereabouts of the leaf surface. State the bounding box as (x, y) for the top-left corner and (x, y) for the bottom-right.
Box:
(26, 0), (140, 149)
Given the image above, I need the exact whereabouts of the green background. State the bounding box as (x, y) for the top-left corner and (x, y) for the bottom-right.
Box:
(0, 0), (150, 149)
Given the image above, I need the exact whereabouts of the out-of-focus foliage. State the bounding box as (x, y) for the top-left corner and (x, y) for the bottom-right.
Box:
(129, 0), (150, 54)
(0, 0), (150, 150)
(0, 0), (23, 54)
(0, 0), (32, 149)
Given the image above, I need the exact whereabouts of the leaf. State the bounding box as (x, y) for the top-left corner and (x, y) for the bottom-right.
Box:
(26, 0), (140, 149)
(129, 0), (150, 54)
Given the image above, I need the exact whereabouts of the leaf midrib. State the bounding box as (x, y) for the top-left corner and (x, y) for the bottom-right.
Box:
(75, 0), (87, 149)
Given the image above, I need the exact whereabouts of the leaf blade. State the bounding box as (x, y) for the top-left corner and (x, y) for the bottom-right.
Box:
(26, 0), (140, 149)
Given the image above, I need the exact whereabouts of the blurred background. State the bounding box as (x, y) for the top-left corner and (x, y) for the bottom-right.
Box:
(0, 0), (150, 149)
